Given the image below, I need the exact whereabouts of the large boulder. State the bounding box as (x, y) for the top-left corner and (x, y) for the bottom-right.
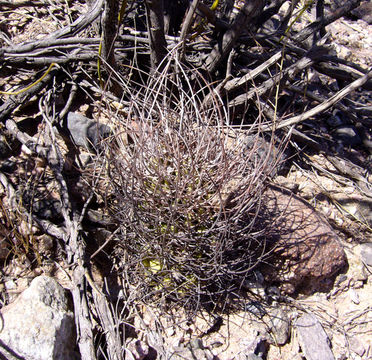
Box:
(0, 276), (77, 360)
(260, 186), (347, 294)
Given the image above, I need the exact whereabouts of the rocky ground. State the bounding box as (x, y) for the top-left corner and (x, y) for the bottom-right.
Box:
(0, 1), (371, 360)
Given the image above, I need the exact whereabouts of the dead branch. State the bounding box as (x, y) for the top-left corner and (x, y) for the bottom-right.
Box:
(228, 46), (326, 108)
(271, 69), (372, 130)
(0, 67), (59, 123)
(145, 0), (168, 71)
(204, 0), (265, 74)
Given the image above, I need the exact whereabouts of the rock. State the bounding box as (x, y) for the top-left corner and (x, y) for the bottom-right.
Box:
(238, 329), (266, 358)
(326, 110), (345, 128)
(351, 2), (372, 24)
(333, 125), (362, 147)
(0, 276), (77, 360)
(245, 354), (263, 360)
(296, 313), (335, 360)
(126, 339), (157, 360)
(61, 112), (112, 151)
(265, 308), (290, 346)
(171, 339), (215, 360)
(261, 186), (347, 294)
(349, 336), (366, 357)
(360, 243), (372, 267)
(348, 288), (360, 305)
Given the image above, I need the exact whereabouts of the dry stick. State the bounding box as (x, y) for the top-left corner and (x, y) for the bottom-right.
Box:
(101, 0), (119, 91)
(224, 51), (283, 92)
(229, 51), (318, 107)
(0, 172), (17, 210)
(268, 69), (372, 131)
(179, 0), (200, 59)
(3, 53), (96, 65)
(33, 217), (67, 240)
(93, 290), (122, 360)
(0, 0), (104, 55)
(0, 68), (58, 123)
(286, 84), (360, 122)
(0, 0), (46, 7)
(2, 38), (100, 56)
(204, 0), (264, 73)
(221, 0), (361, 100)
(145, 0), (168, 71)
(314, 61), (372, 90)
(43, 119), (97, 359)
(196, 2), (229, 31)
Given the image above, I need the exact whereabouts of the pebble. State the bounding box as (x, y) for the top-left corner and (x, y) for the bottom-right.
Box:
(348, 288), (360, 305)
(326, 111), (345, 128)
(296, 313), (335, 360)
(360, 243), (372, 266)
(266, 308), (290, 346)
(334, 125), (362, 147)
(349, 336), (366, 357)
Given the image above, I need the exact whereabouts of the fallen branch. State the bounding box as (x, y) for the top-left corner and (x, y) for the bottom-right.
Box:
(271, 69), (372, 130)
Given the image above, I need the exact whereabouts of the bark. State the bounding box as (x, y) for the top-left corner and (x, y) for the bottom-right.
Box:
(204, 0), (265, 74)
(102, 0), (119, 73)
(145, 0), (168, 72)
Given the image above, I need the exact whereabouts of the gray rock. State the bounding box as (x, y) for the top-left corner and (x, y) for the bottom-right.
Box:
(326, 110), (345, 128)
(170, 339), (215, 360)
(245, 354), (263, 360)
(360, 243), (372, 266)
(296, 313), (335, 360)
(265, 308), (290, 346)
(351, 2), (372, 24)
(334, 125), (362, 147)
(245, 135), (288, 177)
(62, 112), (112, 151)
(0, 276), (77, 360)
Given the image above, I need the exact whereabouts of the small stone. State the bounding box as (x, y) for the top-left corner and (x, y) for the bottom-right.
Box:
(246, 354), (263, 360)
(360, 243), (372, 266)
(261, 187), (347, 294)
(351, 2), (372, 24)
(36, 234), (54, 256)
(334, 125), (362, 147)
(245, 301), (266, 317)
(349, 336), (366, 357)
(326, 111), (345, 128)
(171, 338), (214, 360)
(4, 279), (16, 290)
(348, 288), (360, 305)
(296, 313), (335, 360)
(265, 308), (290, 346)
